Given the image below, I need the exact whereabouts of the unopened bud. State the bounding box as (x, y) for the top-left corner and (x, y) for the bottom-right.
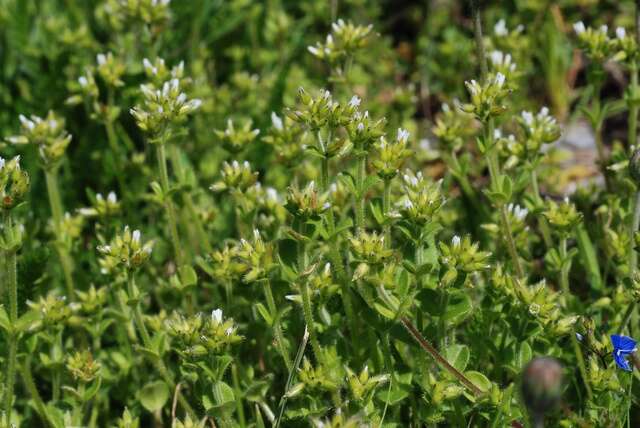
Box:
(521, 357), (563, 424)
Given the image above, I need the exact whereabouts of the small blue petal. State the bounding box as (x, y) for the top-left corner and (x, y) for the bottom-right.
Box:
(614, 351), (632, 371)
(611, 334), (637, 351)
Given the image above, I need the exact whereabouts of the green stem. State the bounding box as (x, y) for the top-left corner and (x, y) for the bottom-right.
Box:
(400, 317), (483, 396)
(274, 327), (309, 428)
(319, 148), (355, 338)
(231, 364), (246, 427)
(383, 178), (391, 247)
(300, 281), (322, 361)
(127, 273), (196, 418)
(559, 239), (593, 399)
(531, 169), (553, 247)
(355, 150), (367, 234)
(472, 0), (488, 78)
(559, 238), (570, 295)
(263, 280), (293, 371)
(45, 168), (75, 297)
(630, 192), (640, 276)
(484, 124), (525, 278)
(629, 61), (638, 153)
(499, 200), (525, 278)
(19, 357), (55, 428)
(621, 191), (640, 332)
(3, 216), (17, 426)
(296, 222), (322, 360)
(155, 143), (185, 267)
(169, 144), (212, 254)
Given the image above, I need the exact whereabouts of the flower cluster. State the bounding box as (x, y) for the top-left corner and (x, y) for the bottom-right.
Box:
(214, 119), (261, 153)
(97, 226), (154, 273)
(130, 66), (201, 139)
(7, 111), (73, 167)
(397, 169), (446, 226)
(0, 156), (29, 210)
(165, 308), (242, 358)
(307, 19), (374, 63)
(371, 129), (412, 179)
(460, 72), (510, 122)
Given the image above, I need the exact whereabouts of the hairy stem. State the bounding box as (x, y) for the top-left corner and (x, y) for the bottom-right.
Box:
(3, 213), (18, 427)
(45, 168), (75, 297)
(401, 317), (483, 396)
(383, 178), (392, 246)
(629, 61), (638, 153)
(530, 169), (553, 247)
(127, 273), (196, 418)
(274, 328), (309, 428)
(155, 143), (185, 267)
(296, 221), (322, 360)
(319, 147), (355, 338)
(19, 356), (55, 428)
(263, 280), (293, 371)
(355, 150), (367, 234)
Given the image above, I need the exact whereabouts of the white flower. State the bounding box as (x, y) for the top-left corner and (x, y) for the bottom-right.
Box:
(573, 21), (586, 35)
(494, 72), (506, 87)
(107, 191), (117, 204)
(397, 128), (410, 143)
(539, 106), (549, 118)
(211, 309), (223, 323)
(452, 235), (461, 246)
(616, 27), (626, 40)
(494, 129), (503, 139)
(600, 25), (608, 34)
(225, 327), (235, 336)
(78, 76), (88, 87)
(349, 95), (361, 108)
(490, 50), (504, 65)
(521, 110), (534, 126)
(19, 114), (35, 130)
(465, 79), (480, 96)
(507, 203), (528, 221)
(97, 53), (107, 66)
(271, 112), (283, 131)
(132, 230), (141, 244)
(266, 187), (279, 201)
(494, 19), (508, 36)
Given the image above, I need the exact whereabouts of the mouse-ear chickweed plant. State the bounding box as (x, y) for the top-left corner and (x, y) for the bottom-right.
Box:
(5, 1), (640, 427)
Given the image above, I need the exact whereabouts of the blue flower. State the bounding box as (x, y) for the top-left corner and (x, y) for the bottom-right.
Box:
(610, 334), (637, 371)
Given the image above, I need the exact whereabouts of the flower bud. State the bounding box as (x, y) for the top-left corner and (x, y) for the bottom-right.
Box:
(521, 357), (563, 422)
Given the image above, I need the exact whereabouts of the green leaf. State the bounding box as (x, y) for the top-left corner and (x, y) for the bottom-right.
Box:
(178, 265), (198, 287)
(138, 381), (170, 412)
(464, 371), (492, 393)
(211, 381), (235, 410)
(575, 224), (602, 291)
(373, 302), (396, 320)
(83, 377), (102, 402)
(0, 306), (11, 333)
(376, 385), (409, 405)
(255, 302), (272, 326)
(445, 344), (470, 372)
(444, 292), (473, 324)
(517, 342), (532, 369)
(14, 309), (39, 333)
